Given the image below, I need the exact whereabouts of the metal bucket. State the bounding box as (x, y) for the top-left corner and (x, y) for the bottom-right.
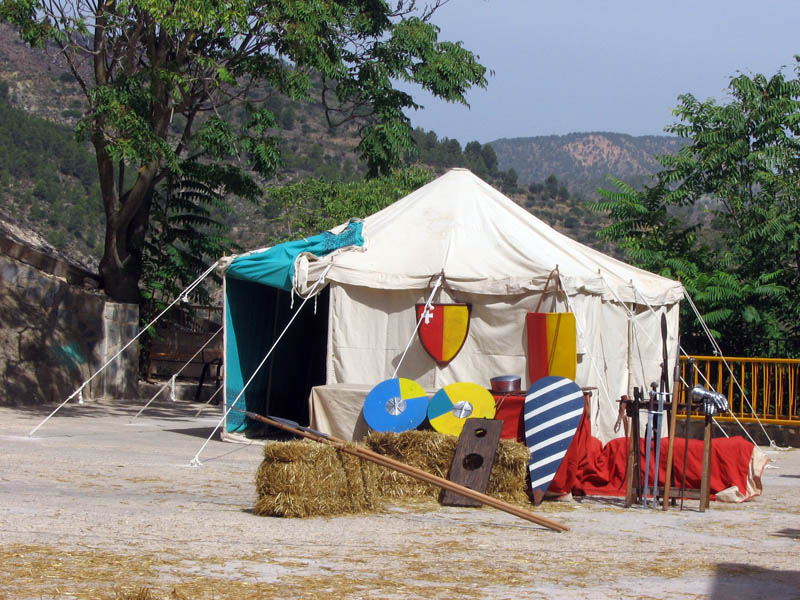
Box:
(490, 375), (521, 393)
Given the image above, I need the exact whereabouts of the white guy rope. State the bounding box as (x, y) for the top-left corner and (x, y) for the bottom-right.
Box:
(29, 261), (220, 437)
(556, 271), (614, 417)
(628, 284), (739, 441)
(677, 372), (730, 437)
(391, 273), (444, 379)
(189, 264), (332, 467)
(670, 288), (773, 447)
(194, 383), (224, 417)
(679, 355), (733, 438)
(129, 326), (223, 421)
(633, 284), (767, 446)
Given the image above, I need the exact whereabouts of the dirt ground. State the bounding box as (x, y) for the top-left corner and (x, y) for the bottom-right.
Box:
(1, 399), (798, 600)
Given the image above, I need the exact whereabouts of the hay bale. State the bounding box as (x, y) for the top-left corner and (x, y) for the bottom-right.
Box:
(366, 430), (532, 504)
(486, 438), (532, 504)
(252, 431), (533, 518)
(366, 430), (457, 498)
(253, 440), (382, 518)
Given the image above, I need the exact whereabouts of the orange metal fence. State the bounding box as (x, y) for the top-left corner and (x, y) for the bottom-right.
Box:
(678, 356), (800, 425)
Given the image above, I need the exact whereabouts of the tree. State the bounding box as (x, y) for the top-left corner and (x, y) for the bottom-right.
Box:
(661, 68), (800, 333)
(264, 166), (435, 239)
(1, 0), (486, 303)
(593, 61), (800, 354)
(141, 160), (260, 321)
(593, 177), (787, 354)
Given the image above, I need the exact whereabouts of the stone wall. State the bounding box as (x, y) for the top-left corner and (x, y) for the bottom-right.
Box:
(0, 253), (139, 406)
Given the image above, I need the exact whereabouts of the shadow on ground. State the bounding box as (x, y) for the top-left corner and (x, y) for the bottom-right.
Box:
(710, 563), (800, 600)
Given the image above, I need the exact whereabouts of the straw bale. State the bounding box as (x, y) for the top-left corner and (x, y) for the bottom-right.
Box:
(366, 431), (532, 504)
(254, 440), (382, 518)
(485, 438), (532, 504)
(252, 430), (534, 518)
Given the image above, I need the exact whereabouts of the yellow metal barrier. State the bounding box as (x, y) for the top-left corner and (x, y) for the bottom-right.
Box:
(678, 356), (800, 425)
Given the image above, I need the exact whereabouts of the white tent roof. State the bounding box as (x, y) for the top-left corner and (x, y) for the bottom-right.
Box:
(296, 168), (684, 305)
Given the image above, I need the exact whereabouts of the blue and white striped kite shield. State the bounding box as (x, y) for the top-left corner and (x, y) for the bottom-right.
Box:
(524, 375), (584, 505)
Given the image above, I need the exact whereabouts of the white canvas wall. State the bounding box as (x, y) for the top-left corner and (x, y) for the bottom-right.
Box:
(325, 281), (680, 443)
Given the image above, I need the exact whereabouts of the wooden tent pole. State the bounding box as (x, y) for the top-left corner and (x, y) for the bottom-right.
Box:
(244, 411), (569, 532)
(699, 413), (713, 512)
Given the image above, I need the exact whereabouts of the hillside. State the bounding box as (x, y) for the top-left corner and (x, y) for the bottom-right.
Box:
(0, 22), (672, 271)
(490, 132), (686, 198)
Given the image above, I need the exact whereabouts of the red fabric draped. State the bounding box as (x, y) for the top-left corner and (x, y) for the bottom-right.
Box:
(549, 409), (759, 500)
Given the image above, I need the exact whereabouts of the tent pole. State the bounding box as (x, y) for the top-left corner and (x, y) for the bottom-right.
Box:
(263, 286), (282, 417)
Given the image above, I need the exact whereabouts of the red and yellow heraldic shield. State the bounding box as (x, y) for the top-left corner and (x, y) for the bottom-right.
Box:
(415, 303), (471, 366)
(526, 312), (577, 383)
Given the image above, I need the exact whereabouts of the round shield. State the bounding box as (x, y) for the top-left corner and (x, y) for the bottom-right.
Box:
(427, 382), (497, 436)
(363, 378), (429, 433)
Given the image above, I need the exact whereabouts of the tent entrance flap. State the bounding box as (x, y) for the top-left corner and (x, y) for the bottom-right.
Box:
(225, 279), (329, 432)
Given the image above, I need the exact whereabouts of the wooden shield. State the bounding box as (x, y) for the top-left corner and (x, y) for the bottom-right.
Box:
(526, 312), (577, 384)
(524, 375), (584, 505)
(415, 303), (471, 366)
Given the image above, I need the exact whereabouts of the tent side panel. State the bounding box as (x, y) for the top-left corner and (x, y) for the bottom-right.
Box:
(224, 278), (274, 431)
(327, 284), (551, 390)
(326, 283), (681, 444)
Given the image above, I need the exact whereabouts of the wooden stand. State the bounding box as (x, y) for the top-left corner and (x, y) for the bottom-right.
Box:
(442, 418), (503, 507)
(698, 413), (713, 511)
(623, 387), (715, 510)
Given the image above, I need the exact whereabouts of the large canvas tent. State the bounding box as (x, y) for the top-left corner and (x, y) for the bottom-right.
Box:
(221, 169), (684, 443)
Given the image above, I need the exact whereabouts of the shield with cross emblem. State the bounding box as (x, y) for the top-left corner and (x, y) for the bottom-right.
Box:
(415, 303), (471, 366)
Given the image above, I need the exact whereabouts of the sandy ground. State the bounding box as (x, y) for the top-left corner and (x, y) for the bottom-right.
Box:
(1, 399), (799, 600)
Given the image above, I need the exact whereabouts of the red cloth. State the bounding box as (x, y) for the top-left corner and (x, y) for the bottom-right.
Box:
(549, 396), (593, 493)
(548, 412), (759, 500)
(492, 393), (526, 441)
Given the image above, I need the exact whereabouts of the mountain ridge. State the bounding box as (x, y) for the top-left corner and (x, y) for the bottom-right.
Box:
(489, 131), (685, 197)
(0, 21), (680, 267)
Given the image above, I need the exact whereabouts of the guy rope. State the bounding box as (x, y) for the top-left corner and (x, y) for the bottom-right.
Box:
(29, 261), (220, 437)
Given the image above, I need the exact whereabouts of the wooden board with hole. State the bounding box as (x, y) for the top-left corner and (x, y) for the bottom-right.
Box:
(441, 418), (503, 507)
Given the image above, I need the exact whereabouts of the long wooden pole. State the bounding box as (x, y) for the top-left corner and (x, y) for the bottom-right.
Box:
(661, 375), (682, 510)
(244, 411), (569, 532)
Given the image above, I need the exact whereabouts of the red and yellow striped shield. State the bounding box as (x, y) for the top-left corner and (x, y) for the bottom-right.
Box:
(526, 312), (577, 383)
(415, 303), (471, 366)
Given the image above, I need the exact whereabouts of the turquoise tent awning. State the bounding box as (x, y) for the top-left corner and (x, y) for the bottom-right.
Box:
(225, 220), (363, 291)
(223, 220), (363, 433)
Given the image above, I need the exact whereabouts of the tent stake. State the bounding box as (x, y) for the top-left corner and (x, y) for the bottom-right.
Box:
(245, 411), (569, 533)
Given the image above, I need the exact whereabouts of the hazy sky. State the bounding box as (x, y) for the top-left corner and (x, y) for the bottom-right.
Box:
(402, 0), (800, 144)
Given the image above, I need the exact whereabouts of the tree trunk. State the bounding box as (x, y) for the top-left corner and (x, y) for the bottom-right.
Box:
(99, 186), (155, 304)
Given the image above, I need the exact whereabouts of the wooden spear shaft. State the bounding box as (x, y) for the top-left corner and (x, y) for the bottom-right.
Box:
(245, 411), (569, 532)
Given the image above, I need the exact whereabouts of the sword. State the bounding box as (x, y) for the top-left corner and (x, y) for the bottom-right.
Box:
(652, 382), (665, 506)
(641, 381), (657, 507)
(652, 313), (671, 508)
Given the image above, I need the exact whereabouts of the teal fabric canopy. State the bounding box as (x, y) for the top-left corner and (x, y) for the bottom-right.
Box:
(223, 220), (363, 432)
(225, 220), (364, 290)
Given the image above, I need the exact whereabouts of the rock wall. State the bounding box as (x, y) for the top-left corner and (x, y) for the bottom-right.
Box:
(0, 254), (139, 406)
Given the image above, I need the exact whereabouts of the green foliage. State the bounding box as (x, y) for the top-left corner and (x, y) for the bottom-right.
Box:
(406, 128), (516, 187)
(593, 61), (800, 355)
(1, 0), (486, 303)
(265, 167), (435, 240)
(0, 93), (103, 259)
(141, 160), (259, 324)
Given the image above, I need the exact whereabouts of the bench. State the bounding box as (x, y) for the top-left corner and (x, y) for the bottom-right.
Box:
(146, 329), (223, 400)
